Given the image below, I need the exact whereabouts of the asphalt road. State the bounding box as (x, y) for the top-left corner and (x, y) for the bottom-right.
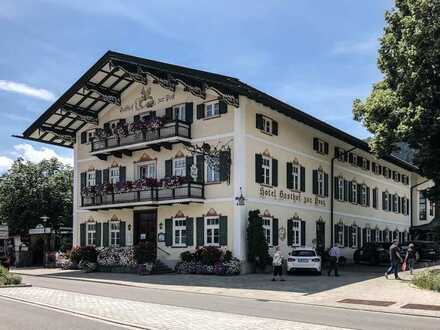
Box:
(11, 274), (439, 330)
(0, 296), (129, 330)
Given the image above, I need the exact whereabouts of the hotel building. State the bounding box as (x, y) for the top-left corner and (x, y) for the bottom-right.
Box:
(20, 51), (434, 269)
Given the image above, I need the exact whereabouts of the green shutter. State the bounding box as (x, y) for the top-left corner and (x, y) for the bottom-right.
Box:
(286, 162), (293, 189)
(96, 223), (102, 247)
(300, 166), (306, 192)
(272, 218), (279, 246)
(80, 172), (86, 189)
(324, 173), (329, 197)
(300, 221), (306, 246)
(255, 154), (263, 183)
(185, 102), (193, 123)
(165, 218), (172, 246)
(344, 225), (349, 247)
(186, 156), (194, 179)
(219, 101), (227, 114)
(196, 217), (204, 246)
(219, 216), (228, 246)
(334, 177), (339, 200)
(103, 222), (109, 247)
(196, 103), (205, 119)
(120, 221), (126, 247)
(312, 170), (318, 195)
(165, 159), (173, 178)
(196, 155), (204, 183)
(334, 225), (340, 244)
(219, 150), (231, 182)
(271, 158), (278, 187)
(287, 219), (293, 246)
(186, 217), (194, 246)
(256, 114), (263, 130)
(80, 223), (86, 247)
(272, 120), (278, 135)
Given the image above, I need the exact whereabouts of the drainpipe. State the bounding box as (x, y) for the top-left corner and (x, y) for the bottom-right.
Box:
(330, 147), (357, 246)
(410, 179), (430, 229)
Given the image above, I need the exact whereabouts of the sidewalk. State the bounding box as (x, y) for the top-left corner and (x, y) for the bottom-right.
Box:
(0, 286), (350, 330)
(13, 265), (440, 317)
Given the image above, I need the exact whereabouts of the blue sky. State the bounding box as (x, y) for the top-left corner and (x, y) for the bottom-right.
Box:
(0, 0), (393, 171)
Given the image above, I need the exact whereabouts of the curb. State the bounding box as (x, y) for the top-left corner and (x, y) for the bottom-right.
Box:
(0, 283), (32, 288)
(14, 272), (440, 319)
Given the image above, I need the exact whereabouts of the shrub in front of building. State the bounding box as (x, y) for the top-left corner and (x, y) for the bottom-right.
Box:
(247, 210), (270, 271)
(175, 247), (240, 275)
(0, 266), (22, 286)
(412, 270), (440, 292)
(70, 246), (98, 264)
(97, 247), (137, 268)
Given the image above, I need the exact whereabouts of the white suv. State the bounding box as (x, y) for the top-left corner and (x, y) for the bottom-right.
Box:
(287, 247), (322, 275)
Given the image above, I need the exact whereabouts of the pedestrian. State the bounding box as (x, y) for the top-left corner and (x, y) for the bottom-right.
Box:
(327, 243), (340, 277)
(405, 243), (416, 275)
(272, 246), (285, 281)
(385, 239), (403, 280)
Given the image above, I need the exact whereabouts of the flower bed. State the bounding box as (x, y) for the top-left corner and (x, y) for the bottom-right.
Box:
(97, 247), (137, 267)
(174, 247), (240, 275)
(0, 266), (22, 286)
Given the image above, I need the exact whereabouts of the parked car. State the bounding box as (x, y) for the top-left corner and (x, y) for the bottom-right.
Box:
(287, 247), (321, 274)
(353, 242), (398, 265)
(400, 241), (440, 262)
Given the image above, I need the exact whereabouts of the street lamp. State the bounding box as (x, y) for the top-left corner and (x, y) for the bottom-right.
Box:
(235, 187), (246, 206)
(40, 215), (50, 264)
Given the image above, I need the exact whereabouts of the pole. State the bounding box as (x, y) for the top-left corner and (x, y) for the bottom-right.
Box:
(330, 147), (357, 246)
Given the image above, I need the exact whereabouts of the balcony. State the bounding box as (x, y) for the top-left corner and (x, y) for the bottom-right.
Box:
(90, 120), (191, 157)
(81, 180), (204, 210)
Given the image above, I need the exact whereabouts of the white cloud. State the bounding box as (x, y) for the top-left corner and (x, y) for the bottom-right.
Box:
(0, 80), (55, 101)
(0, 156), (13, 173)
(13, 144), (73, 166)
(331, 37), (378, 55)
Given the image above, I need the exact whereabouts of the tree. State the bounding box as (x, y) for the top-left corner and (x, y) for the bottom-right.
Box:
(246, 210), (269, 271)
(353, 0), (440, 200)
(0, 158), (73, 236)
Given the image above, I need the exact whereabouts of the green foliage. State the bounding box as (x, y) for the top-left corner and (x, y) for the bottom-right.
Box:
(193, 246), (223, 265)
(134, 241), (156, 263)
(0, 266), (22, 286)
(0, 158), (73, 235)
(246, 210), (269, 269)
(353, 0), (440, 200)
(180, 251), (194, 263)
(70, 246), (98, 264)
(412, 270), (440, 292)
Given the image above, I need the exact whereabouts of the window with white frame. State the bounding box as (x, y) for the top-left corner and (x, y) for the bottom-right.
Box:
(262, 218), (272, 246)
(385, 230), (390, 242)
(393, 194), (399, 213)
(338, 177), (344, 201)
(366, 228), (371, 243)
(362, 158), (368, 170)
(87, 171), (96, 187)
(375, 229), (380, 242)
(317, 140), (325, 154)
(87, 223), (96, 246)
(352, 154), (358, 167)
(337, 224), (344, 247)
(352, 226), (358, 248)
(384, 192), (389, 211)
(338, 148), (346, 162)
(109, 167), (120, 184)
(292, 220), (301, 246)
(292, 164), (300, 191)
(173, 218), (187, 247)
(393, 230), (399, 241)
(137, 161), (156, 179)
(352, 182), (358, 204)
(173, 104), (186, 121)
(206, 157), (220, 183)
(205, 217), (220, 246)
(361, 185), (367, 206)
(205, 102), (220, 118)
(419, 191), (427, 220)
(262, 156), (271, 185)
(110, 222), (120, 247)
(173, 158), (186, 177)
(262, 116), (273, 135)
(317, 170), (324, 196)
(87, 129), (96, 143)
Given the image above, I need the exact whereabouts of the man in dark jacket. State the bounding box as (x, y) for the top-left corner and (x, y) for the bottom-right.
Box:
(385, 240), (403, 280)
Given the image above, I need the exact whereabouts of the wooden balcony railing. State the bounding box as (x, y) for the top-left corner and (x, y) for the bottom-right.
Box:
(81, 182), (204, 207)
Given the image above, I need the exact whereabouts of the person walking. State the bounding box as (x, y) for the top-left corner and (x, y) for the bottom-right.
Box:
(405, 243), (416, 275)
(327, 244), (340, 276)
(385, 239), (403, 280)
(272, 246), (285, 281)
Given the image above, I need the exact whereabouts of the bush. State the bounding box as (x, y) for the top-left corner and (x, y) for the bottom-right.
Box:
(97, 247), (137, 267)
(135, 241), (156, 264)
(193, 246), (223, 265)
(412, 270), (440, 292)
(0, 266), (22, 285)
(70, 246), (98, 264)
(180, 251), (194, 263)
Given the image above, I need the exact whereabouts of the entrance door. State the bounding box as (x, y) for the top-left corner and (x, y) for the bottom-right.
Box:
(316, 221), (326, 255)
(134, 210), (157, 258)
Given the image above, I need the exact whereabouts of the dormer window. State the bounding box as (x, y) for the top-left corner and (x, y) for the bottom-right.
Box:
(206, 102), (220, 118)
(256, 114), (278, 136)
(173, 104), (186, 121)
(352, 154), (358, 167)
(109, 167), (120, 184)
(313, 138), (328, 155)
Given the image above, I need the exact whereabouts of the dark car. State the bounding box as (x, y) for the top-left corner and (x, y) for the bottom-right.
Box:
(353, 242), (397, 265)
(401, 241), (440, 262)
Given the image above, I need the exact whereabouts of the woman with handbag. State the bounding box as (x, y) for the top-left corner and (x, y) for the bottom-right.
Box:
(404, 243), (416, 275)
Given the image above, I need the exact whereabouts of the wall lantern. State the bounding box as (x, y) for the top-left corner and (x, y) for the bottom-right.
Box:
(128, 224), (132, 231)
(159, 222), (163, 230)
(235, 187), (246, 206)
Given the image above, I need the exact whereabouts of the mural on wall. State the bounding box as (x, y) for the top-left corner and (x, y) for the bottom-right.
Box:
(259, 186), (327, 207)
(120, 86), (175, 115)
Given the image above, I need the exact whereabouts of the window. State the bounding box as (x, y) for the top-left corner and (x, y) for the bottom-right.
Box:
(205, 217), (220, 246)
(337, 224), (344, 247)
(317, 140), (325, 154)
(173, 104), (186, 121)
(137, 162), (156, 179)
(337, 148), (346, 162)
(360, 185), (367, 206)
(87, 223), (96, 246)
(393, 194), (399, 213)
(366, 228), (371, 243)
(419, 191), (427, 220)
(362, 158), (368, 170)
(262, 218), (272, 246)
(205, 102), (220, 118)
(393, 230), (399, 241)
(352, 183), (358, 204)
(375, 229), (380, 242)
(429, 201), (434, 217)
(384, 192), (389, 211)
(384, 230), (390, 242)
(109, 167), (120, 184)
(402, 197), (407, 215)
(87, 129), (96, 143)
(173, 218), (187, 247)
(262, 117), (273, 135)
(110, 222), (120, 247)
(383, 167), (389, 178)
(352, 226), (358, 248)
(292, 164), (300, 191)
(292, 220), (301, 246)
(262, 156), (272, 185)
(206, 157), (220, 183)
(173, 158), (186, 177)
(352, 154), (358, 167)
(87, 171), (96, 187)
(317, 170), (324, 196)
(338, 177), (344, 201)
